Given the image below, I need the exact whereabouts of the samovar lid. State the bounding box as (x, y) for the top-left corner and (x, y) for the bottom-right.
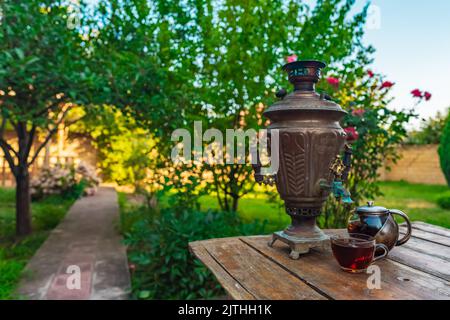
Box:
(263, 60), (347, 118)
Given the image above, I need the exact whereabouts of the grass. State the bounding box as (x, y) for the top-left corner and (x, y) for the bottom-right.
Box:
(199, 181), (450, 229)
(0, 187), (75, 299)
(374, 181), (450, 228)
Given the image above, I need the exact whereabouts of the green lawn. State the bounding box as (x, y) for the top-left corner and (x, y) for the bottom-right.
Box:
(199, 181), (450, 230)
(0, 187), (75, 299)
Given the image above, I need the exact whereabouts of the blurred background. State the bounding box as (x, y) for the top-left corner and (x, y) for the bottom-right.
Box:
(0, 0), (449, 299)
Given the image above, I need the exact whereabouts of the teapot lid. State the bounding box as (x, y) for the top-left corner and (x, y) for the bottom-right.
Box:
(356, 201), (389, 215)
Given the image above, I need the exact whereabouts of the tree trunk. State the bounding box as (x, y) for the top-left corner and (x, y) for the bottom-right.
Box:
(15, 166), (32, 236)
(231, 196), (239, 212)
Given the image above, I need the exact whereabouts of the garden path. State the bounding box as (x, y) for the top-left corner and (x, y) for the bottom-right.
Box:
(16, 187), (130, 300)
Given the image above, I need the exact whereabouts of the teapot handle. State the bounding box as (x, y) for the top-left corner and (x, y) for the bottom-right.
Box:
(389, 209), (412, 246)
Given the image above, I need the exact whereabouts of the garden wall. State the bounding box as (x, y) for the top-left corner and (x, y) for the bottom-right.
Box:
(379, 144), (446, 185)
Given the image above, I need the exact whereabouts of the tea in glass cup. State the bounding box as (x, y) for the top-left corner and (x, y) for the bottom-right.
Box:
(330, 233), (388, 273)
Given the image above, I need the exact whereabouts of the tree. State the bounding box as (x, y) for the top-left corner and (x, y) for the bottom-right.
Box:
(438, 111), (450, 186)
(90, 0), (199, 143)
(91, 0), (374, 213)
(72, 106), (156, 192)
(184, 0), (372, 212)
(0, 0), (94, 236)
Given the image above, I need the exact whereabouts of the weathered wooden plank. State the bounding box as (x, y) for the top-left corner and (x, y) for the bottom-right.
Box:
(189, 240), (255, 300)
(401, 236), (450, 261)
(399, 224), (450, 247)
(388, 245), (450, 281)
(409, 221), (450, 238)
(241, 234), (450, 300)
(200, 237), (327, 300)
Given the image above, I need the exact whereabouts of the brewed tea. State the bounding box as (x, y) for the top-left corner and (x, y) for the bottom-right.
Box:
(330, 233), (388, 273)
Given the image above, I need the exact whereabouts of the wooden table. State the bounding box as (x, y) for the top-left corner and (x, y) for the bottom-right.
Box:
(189, 222), (450, 300)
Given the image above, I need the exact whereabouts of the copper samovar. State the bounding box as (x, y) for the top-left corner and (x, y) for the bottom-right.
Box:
(253, 60), (352, 259)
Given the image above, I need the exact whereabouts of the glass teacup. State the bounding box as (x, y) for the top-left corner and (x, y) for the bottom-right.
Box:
(330, 233), (388, 273)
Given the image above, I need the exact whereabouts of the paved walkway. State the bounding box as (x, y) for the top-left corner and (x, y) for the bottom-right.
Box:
(16, 187), (130, 300)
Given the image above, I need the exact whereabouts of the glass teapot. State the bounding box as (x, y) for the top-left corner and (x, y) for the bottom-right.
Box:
(347, 201), (412, 251)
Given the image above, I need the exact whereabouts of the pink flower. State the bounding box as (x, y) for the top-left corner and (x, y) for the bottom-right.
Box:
(351, 108), (366, 117)
(326, 77), (339, 88)
(380, 81), (394, 89)
(424, 91), (432, 101)
(344, 127), (359, 142)
(367, 70), (374, 78)
(411, 89), (422, 98)
(286, 54), (298, 63)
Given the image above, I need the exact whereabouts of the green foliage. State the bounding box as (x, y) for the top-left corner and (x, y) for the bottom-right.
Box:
(90, 0), (373, 213)
(0, 0), (98, 235)
(437, 194), (450, 210)
(120, 196), (267, 299)
(89, 0), (196, 142)
(0, 188), (75, 299)
(196, 0), (372, 212)
(0, 251), (24, 299)
(62, 179), (87, 201)
(406, 110), (448, 145)
(0, 0), (94, 114)
(438, 112), (450, 186)
(74, 106), (156, 190)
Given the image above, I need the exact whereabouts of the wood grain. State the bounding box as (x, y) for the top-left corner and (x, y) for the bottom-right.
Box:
(401, 236), (450, 261)
(242, 234), (449, 300)
(189, 223), (450, 300)
(388, 245), (450, 281)
(189, 239), (255, 300)
(191, 237), (327, 300)
(409, 221), (450, 238)
(400, 224), (450, 247)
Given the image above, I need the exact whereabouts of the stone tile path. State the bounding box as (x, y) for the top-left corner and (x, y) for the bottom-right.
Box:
(16, 187), (130, 300)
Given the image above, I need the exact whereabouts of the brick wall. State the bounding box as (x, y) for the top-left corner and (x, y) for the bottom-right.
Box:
(379, 144), (447, 185)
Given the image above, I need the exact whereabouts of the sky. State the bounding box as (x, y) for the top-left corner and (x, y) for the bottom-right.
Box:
(350, 0), (450, 128)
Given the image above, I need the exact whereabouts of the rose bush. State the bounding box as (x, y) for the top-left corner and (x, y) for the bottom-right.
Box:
(318, 67), (431, 228)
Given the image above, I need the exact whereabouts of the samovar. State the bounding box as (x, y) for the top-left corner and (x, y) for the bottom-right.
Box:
(253, 60), (352, 259)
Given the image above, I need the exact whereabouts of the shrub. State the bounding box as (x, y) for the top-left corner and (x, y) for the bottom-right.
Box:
(438, 111), (450, 186)
(121, 204), (266, 299)
(405, 110), (448, 145)
(437, 194), (450, 210)
(75, 162), (101, 196)
(31, 162), (100, 201)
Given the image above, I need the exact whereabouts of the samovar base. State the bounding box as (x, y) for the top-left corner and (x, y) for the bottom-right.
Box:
(268, 231), (330, 260)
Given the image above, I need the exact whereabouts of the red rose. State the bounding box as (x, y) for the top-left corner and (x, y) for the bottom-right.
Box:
(286, 54), (298, 63)
(326, 77), (339, 88)
(344, 127), (359, 142)
(411, 89), (422, 98)
(424, 91), (432, 101)
(380, 81), (394, 89)
(351, 108), (365, 117)
(367, 70), (374, 78)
